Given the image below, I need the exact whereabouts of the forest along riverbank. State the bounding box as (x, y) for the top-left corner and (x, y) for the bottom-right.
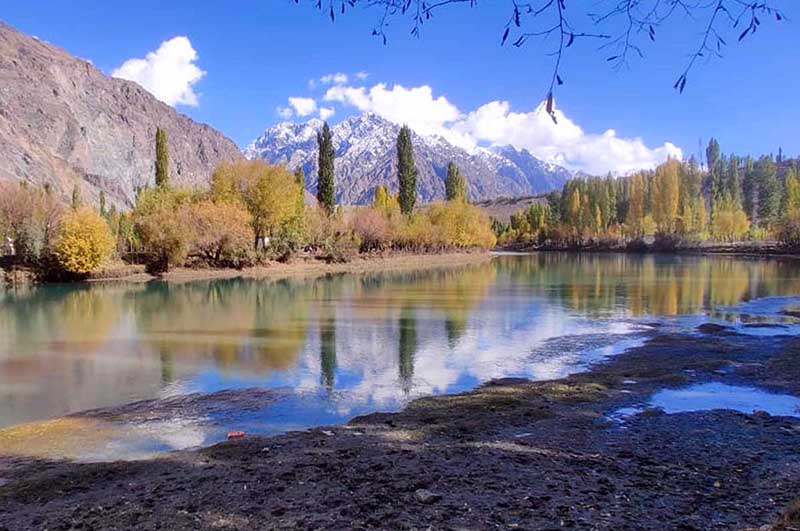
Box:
(2, 324), (800, 530)
(1, 251), (492, 285)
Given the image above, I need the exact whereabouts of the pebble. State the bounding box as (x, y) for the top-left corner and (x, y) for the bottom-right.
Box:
(415, 489), (442, 504)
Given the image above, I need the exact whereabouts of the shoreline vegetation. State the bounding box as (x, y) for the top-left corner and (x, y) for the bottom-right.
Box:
(2, 322), (800, 529)
(2, 130), (800, 285)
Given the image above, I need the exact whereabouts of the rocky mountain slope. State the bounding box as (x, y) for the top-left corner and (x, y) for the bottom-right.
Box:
(245, 114), (573, 204)
(0, 22), (242, 208)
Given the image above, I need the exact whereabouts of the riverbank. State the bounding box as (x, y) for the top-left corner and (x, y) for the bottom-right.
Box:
(1, 323), (799, 529)
(1, 251), (492, 286)
(496, 239), (800, 258)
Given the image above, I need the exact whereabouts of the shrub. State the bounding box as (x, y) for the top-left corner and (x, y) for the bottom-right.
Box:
(132, 187), (195, 272)
(53, 207), (115, 275)
(0, 182), (63, 262)
(425, 201), (497, 249)
(181, 200), (254, 268)
(350, 207), (392, 252)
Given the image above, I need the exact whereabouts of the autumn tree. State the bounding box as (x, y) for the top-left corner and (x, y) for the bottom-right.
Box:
(54, 207), (115, 275)
(652, 159), (681, 235)
(397, 125), (417, 215)
(211, 161), (303, 249)
(627, 173), (646, 238)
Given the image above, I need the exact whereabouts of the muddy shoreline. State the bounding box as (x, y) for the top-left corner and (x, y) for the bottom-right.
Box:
(2, 324), (800, 529)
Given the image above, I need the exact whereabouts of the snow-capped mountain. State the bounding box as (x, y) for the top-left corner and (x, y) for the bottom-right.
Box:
(245, 113), (573, 204)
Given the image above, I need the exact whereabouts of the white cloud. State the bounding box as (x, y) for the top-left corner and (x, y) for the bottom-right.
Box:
(277, 106), (294, 119)
(288, 97), (317, 117)
(321, 72), (349, 85)
(323, 81), (681, 174)
(112, 36), (205, 107)
(319, 107), (336, 120)
(324, 83), (462, 138)
(355, 71), (370, 81)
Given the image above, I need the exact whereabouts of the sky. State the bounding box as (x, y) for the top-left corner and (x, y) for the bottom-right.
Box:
(3, 1), (798, 174)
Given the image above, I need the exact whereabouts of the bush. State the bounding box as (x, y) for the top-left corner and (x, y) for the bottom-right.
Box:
(181, 200), (255, 268)
(53, 207), (115, 275)
(425, 201), (497, 249)
(350, 207), (392, 252)
(132, 187), (195, 272)
(0, 182), (63, 262)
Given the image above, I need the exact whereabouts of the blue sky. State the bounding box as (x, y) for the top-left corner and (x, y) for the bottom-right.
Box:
(3, 1), (798, 173)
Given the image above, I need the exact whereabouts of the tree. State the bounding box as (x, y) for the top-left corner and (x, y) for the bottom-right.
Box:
(181, 200), (254, 267)
(211, 161), (303, 248)
(397, 125), (417, 215)
(300, 1), (785, 103)
(784, 167), (800, 215)
(71, 185), (82, 210)
(132, 187), (195, 272)
(627, 173), (646, 237)
(99, 191), (107, 218)
(54, 207), (115, 275)
(155, 127), (169, 188)
(294, 166), (306, 215)
(316, 122), (335, 213)
(445, 161), (467, 202)
(755, 156), (781, 228)
(711, 196), (750, 242)
(652, 159), (681, 234)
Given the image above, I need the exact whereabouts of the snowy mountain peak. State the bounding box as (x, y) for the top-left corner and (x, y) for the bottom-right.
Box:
(245, 113), (573, 204)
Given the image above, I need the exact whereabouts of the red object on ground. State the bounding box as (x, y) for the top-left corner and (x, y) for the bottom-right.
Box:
(227, 431), (246, 440)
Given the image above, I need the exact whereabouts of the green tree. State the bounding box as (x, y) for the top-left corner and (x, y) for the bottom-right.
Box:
(397, 125), (417, 215)
(316, 122), (335, 213)
(755, 156), (780, 228)
(71, 185), (82, 210)
(445, 161), (467, 202)
(155, 127), (169, 188)
(294, 166), (306, 214)
(99, 191), (107, 218)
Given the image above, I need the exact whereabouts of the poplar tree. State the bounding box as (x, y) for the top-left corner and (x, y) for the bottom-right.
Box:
(155, 128), (169, 188)
(71, 185), (82, 210)
(445, 161), (467, 202)
(99, 190), (107, 218)
(396, 125), (417, 215)
(316, 123), (335, 213)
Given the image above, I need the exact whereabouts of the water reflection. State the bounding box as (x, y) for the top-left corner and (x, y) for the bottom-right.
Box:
(1, 254), (800, 450)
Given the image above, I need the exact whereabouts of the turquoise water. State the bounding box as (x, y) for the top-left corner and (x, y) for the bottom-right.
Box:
(1, 253), (799, 460)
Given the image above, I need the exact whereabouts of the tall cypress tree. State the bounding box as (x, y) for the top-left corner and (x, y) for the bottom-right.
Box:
(445, 161), (467, 202)
(155, 127), (169, 188)
(397, 125), (417, 215)
(99, 190), (107, 217)
(316, 122), (335, 213)
(71, 185), (81, 210)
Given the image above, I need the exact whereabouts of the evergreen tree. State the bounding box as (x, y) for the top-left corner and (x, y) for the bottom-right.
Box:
(706, 138), (724, 206)
(155, 128), (169, 188)
(742, 156), (758, 226)
(71, 184), (81, 210)
(396, 125), (417, 215)
(445, 161), (467, 202)
(726, 155), (742, 206)
(316, 123), (335, 213)
(99, 191), (107, 218)
(755, 156), (781, 227)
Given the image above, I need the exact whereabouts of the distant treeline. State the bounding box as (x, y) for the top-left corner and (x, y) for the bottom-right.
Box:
(494, 140), (800, 248)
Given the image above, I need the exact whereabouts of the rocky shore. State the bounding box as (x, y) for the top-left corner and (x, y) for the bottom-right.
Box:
(1, 324), (800, 530)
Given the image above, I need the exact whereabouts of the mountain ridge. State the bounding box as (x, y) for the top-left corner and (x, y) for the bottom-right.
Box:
(245, 113), (573, 204)
(0, 21), (242, 208)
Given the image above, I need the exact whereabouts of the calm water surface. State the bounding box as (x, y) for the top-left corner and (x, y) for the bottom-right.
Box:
(2, 253), (800, 460)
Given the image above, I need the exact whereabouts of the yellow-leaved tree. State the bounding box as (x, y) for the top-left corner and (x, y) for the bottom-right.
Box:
(54, 207), (115, 274)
